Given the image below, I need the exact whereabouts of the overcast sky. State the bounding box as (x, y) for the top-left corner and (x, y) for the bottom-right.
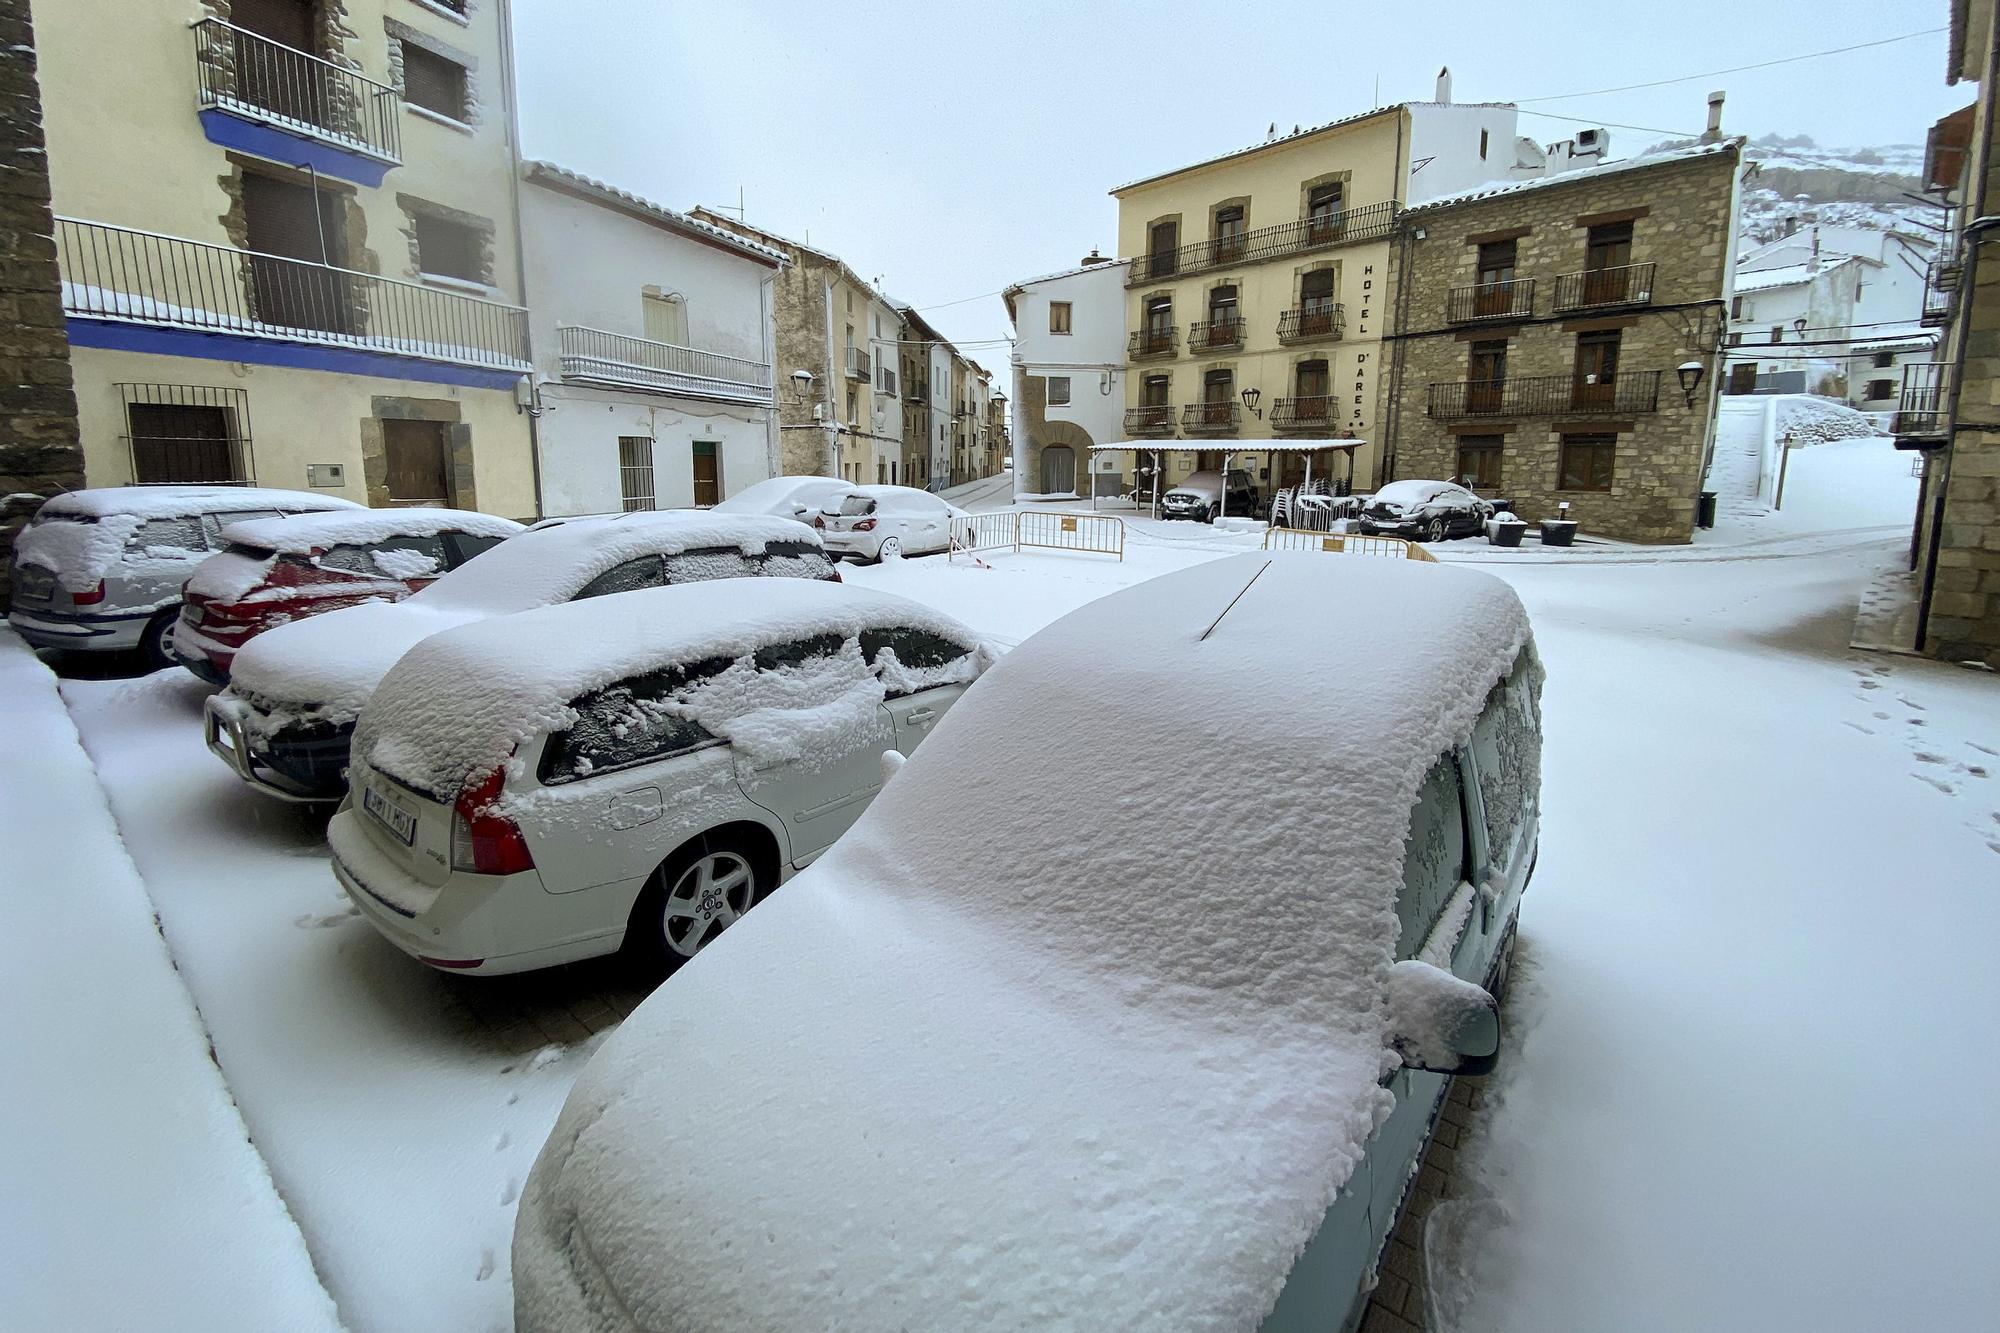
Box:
(512, 1), (1968, 360)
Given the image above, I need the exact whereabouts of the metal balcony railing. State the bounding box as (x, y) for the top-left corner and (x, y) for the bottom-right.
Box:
(1277, 302), (1345, 342)
(558, 326), (772, 404)
(57, 216), (528, 370)
(1552, 263), (1656, 313)
(905, 378), (929, 402)
(876, 365), (898, 396)
(1129, 326), (1179, 359)
(1446, 278), (1535, 323)
(1124, 404), (1174, 434)
(1922, 258), (1956, 327)
(1425, 370), (1665, 419)
(1893, 362), (1951, 436)
(193, 19), (400, 165)
(844, 347), (871, 380)
(1271, 395), (1336, 429)
(1187, 316), (1246, 351)
(1182, 401), (1241, 433)
(1127, 200), (1400, 285)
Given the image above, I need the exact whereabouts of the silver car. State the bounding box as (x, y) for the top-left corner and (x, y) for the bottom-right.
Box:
(8, 487), (362, 666)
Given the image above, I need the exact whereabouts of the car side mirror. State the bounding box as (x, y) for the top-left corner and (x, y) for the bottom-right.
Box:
(1386, 959), (1500, 1076)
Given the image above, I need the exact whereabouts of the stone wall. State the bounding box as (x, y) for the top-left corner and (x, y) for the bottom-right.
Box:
(772, 253), (832, 476)
(1381, 147), (1738, 543)
(0, 0), (83, 600)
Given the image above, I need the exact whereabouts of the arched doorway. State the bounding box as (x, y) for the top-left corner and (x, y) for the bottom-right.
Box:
(1041, 445), (1075, 494)
(1034, 420), (1094, 495)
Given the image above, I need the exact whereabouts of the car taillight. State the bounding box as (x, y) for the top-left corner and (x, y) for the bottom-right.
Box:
(854, 518), (876, 531)
(813, 514), (825, 528)
(824, 565), (843, 582)
(72, 581), (104, 606)
(450, 765), (534, 875)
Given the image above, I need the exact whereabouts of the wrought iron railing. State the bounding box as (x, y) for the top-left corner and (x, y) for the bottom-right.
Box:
(1129, 327), (1179, 359)
(1893, 362), (1951, 435)
(1124, 404), (1174, 434)
(193, 19), (401, 164)
(845, 347), (871, 379)
(877, 365), (898, 396)
(1127, 200), (1400, 284)
(558, 326), (772, 403)
(1425, 369), (1664, 418)
(905, 378), (929, 402)
(1187, 317), (1246, 351)
(1922, 259), (1956, 326)
(1277, 303), (1345, 342)
(1552, 263), (1655, 313)
(57, 216), (529, 369)
(1446, 278), (1535, 323)
(1271, 395), (1336, 428)
(1182, 402), (1241, 432)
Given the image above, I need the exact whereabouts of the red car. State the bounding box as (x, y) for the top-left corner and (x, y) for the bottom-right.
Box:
(171, 508), (523, 684)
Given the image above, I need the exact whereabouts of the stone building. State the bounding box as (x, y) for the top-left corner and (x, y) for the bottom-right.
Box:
(1003, 254), (1129, 495)
(1380, 140), (1744, 543)
(0, 0), (83, 602)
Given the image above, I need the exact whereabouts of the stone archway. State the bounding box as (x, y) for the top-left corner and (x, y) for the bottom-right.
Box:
(1034, 420), (1094, 494)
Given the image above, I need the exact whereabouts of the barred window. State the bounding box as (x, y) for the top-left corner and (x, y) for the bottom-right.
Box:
(618, 436), (656, 512)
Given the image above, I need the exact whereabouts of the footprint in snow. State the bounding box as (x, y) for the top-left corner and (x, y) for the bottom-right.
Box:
(1914, 752), (1947, 765)
(1843, 722), (1874, 734)
(1900, 696), (1927, 711)
(292, 908), (359, 929)
(476, 1249), (495, 1282)
(494, 1132), (510, 1153)
(1857, 679), (1881, 691)
(1913, 773), (1955, 795)
(500, 1178), (518, 1206)
(1909, 718), (1928, 727)
(1971, 742), (1998, 756)
(1873, 711), (1891, 721)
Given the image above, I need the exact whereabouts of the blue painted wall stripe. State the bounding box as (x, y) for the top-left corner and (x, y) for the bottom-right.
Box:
(197, 109), (394, 189)
(66, 318), (526, 391)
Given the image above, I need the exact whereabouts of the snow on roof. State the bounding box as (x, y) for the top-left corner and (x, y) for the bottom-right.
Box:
(521, 163), (786, 266)
(355, 578), (975, 794)
(1731, 256), (1863, 294)
(33, 487), (361, 521)
(1402, 138), (1742, 215)
(218, 508), (523, 554)
(1849, 324), (1939, 353)
(514, 552), (1534, 1331)
(1089, 438), (1366, 452)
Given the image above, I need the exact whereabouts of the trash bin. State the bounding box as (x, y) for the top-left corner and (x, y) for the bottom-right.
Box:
(1539, 519), (1578, 548)
(1697, 490), (1718, 529)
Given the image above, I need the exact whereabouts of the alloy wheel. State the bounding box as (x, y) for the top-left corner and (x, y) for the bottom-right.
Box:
(660, 850), (755, 957)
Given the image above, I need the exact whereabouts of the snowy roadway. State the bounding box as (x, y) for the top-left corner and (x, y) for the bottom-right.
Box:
(10, 434), (2000, 1329)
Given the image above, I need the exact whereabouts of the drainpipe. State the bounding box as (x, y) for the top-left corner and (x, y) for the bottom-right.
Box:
(495, 0), (544, 519)
(822, 274), (839, 476)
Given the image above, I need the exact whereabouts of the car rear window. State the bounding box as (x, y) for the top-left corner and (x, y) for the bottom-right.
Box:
(124, 517), (207, 554)
(835, 496), (876, 517)
(753, 632), (848, 672)
(442, 530), (506, 567)
(862, 625), (974, 698)
(662, 547), (759, 584)
(759, 540), (837, 581)
(572, 555), (665, 600)
(539, 653), (737, 785)
(317, 534), (447, 580)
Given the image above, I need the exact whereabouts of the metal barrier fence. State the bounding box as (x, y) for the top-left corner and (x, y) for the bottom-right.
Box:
(950, 511), (1125, 562)
(1262, 528), (1438, 561)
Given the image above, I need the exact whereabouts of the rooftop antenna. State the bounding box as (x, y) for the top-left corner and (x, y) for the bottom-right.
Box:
(706, 186), (747, 220)
(1373, 73), (1380, 108)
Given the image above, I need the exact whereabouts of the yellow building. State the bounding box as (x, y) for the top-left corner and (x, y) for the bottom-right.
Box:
(38, 0), (537, 516)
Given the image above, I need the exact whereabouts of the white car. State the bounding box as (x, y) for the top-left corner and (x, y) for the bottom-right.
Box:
(329, 578), (988, 975)
(514, 552), (1542, 1333)
(206, 511), (838, 801)
(814, 485), (967, 561)
(711, 474), (856, 522)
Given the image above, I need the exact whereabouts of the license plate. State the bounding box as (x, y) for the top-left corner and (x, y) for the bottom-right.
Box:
(362, 783), (417, 846)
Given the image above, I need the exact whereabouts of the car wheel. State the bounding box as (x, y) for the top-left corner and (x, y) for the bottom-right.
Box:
(877, 536), (902, 562)
(140, 607), (180, 671)
(1200, 505), (1214, 524)
(626, 831), (768, 973)
(1488, 914), (1519, 1003)
(1424, 516), (1448, 543)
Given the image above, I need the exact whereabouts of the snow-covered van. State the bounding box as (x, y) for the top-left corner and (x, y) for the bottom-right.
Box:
(329, 578), (987, 975)
(173, 508), (524, 685)
(8, 487), (361, 665)
(513, 552), (1543, 1333)
(206, 511), (841, 802)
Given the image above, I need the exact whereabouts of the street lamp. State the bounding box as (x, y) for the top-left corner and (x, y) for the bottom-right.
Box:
(1791, 317), (1807, 339)
(788, 368), (816, 402)
(1240, 386), (1264, 420)
(1677, 360), (1706, 407)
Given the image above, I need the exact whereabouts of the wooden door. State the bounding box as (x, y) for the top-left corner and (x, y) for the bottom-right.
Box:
(1572, 331), (1621, 410)
(242, 173), (351, 335)
(1467, 341), (1506, 415)
(383, 418), (449, 503)
(692, 440), (721, 507)
(1582, 223), (1634, 305)
(231, 0), (324, 128)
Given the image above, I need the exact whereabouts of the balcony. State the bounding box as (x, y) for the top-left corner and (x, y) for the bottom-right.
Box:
(905, 377), (929, 403)
(876, 365), (898, 396)
(1127, 199), (1401, 285)
(193, 19), (400, 187)
(1271, 395), (1336, 430)
(1922, 257), (1957, 327)
(1182, 402), (1241, 434)
(558, 326), (772, 405)
(1124, 404), (1174, 435)
(1552, 263), (1656, 313)
(57, 216), (529, 373)
(1446, 278), (1535, 323)
(1425, 370), (1665, 419)
(845, 347), (872, 380)
(1129, 327), (1179, 360)
(1187, 316), (1246, 353)
(1277, 303), (1345, 343)
(1892, 363), (1951, 437)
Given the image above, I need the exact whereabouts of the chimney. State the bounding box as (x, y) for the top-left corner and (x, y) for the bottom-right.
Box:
(1436, 66), (1452, 104)
(1079, 248), (1111, 266)
(1783, 215), (1799, 238)
(1700, 90), (1724, 144)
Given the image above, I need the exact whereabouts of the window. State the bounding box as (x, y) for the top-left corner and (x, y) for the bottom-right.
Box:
(383, 418), (450, 502)
(1572, 329), (1621, 408)
(1208, 283), (1239, 324)
(1584, 221), (1633, 272)
(573, 555), (663, 600)
(124, 517), (207, 555)
(1558, 433), (1616, 491)
(317, 534), (447, 580)
(861, 625), (972, 697)
(1148, 219), (1180, 276)
(1468, 339), (1506, 413)
(758, 540), (838, 582)
(442, 530), (505, 567)
(1295, 359), (1330, 398)
(846, 388), (858, 425)
(643, 292), (687, 346)
(1865, 378), (1895, 400)
(126, 397), (243, 485)
(1307, 181), (1344, 239)
(1727, 332), (1743, 347)
(540, 655), (737, 785)
(618, 436), (656, 512)
(1468, 650), (1542, 874)
(1730, 295), (1743, 319)
(1397, 754), (1468, 958)
(1770, 326), (1783, 345)
(1479, 128), (1489, 159)
(877, 458), (888, 484)
(754, 632), (846, 673)
(663, 547), (758, 583)
(1048, 301), (1072, 335)
(1142, 374), (1170, 407)
(1047, 375), (1071, 406)
(1872, 351), (1895, 369)
(400, 41), (470, 121)
(413, 212), (484, 283)
(1456, 435), (1503, 489)
(1213, 204), (1246, 262)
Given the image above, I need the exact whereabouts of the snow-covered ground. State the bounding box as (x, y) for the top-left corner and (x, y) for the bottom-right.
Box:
(9, 432), (1997, 1329)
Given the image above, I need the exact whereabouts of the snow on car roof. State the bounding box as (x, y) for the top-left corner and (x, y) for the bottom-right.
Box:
(710, 475), (855, 514)
(514, 553), (1534, 1332)
(32, 487), (362, 520)
(218, 508), (523, 553)
(355, 578), (977, 794)
(1372, 479), (1464, 504)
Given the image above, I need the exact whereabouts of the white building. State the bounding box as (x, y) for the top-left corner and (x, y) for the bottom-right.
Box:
(1004, 254), (1132, 495)
(519, 162), (784, 514)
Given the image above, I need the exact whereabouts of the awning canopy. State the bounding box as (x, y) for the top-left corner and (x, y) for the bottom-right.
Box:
(1087, 439), (1368, 453)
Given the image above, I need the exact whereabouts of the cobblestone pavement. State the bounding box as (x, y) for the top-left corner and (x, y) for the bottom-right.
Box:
(1359, 1076), (1484, 1331)
(427, 953), (658, 1059)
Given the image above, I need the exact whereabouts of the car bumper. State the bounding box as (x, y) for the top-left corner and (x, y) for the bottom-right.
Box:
(204, 694), (353, 802)
(171, 616), (239, 684)
(1356, 518), (1422, 537)
(818, 531), (879, 558)
(6, 607), (148, 651)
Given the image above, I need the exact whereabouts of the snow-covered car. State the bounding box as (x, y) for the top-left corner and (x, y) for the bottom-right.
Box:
(513, 552), (1544, 1332)
(172, 509), (523, 685)
(8, 487), (361, 666)
(710, 474), (856, 522)
(1355, 480), (1494, 543)
(813, 485), (967, 560)
(205, 512), (839, 802)
(329, 579), (987, 976)
(1161, 467), (1259, 522)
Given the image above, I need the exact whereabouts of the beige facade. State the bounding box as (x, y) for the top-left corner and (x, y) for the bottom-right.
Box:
(38, 0), (538, 515)
(1382, 144), (1742, 543)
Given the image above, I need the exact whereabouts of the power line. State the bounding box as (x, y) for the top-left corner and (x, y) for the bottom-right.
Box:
(1515, 108), (1700, 138)
(1515, 29), (1946, 104)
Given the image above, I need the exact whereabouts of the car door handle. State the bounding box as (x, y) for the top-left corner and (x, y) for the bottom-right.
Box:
(905, 709), (935, 724)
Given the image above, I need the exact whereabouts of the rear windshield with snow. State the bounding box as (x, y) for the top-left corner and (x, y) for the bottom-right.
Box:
(834, 496), (876, 517)
(124, 517), (208, 554)
(538, 654), (736, 784)
(860, 625), (976, 698)
(316, 535), (446, 581)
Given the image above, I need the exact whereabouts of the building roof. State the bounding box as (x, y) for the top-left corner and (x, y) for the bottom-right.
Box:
(1731, 255), (1863, 294)
(1001, 256), (1131, 324)
(1401, 139), (1743, 216)
(520, 162), (786, 266)
(1849, 323), (1940, 354)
